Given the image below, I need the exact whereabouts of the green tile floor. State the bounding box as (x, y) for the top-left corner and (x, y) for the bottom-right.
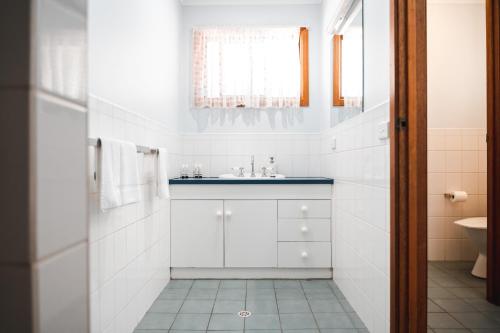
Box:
(134, 279), (368, 333)
(427, 261), (500, 333)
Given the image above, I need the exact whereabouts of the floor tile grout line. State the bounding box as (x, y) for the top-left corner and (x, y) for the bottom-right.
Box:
(169, 280), (195, 331)
(207, 280), (222, 331)
(274, 280), (284, 333)
(243, 280), (247, 331)
(301, 280), (323, 332)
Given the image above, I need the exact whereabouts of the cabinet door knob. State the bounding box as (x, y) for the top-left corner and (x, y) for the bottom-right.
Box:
(301, 251), (308, 258)
(225, 211), (232, 217)
(301, 205), (308, 212)
(301, 226), (309, 233)
(216, 210), (223, 217)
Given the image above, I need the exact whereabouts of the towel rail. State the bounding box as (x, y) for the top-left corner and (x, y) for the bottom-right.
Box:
(88, 138), (158, 154)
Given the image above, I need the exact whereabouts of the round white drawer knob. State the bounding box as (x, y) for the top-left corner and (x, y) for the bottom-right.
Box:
(216, 211), (223, 217)
(301, 226), (309, 233)
(225, 211), (232, 217)
(301, 251), (308, 259)
(301, 205), (308, 212)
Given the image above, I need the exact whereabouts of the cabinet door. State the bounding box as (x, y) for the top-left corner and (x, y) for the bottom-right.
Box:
(171, 200), (224, 267)
(224, 200), (277, 267)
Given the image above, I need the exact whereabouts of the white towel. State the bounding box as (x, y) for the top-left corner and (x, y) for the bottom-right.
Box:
(120, 141), (141, 205)
(157, 148), (170, 199)
(99, 138), (122, 210)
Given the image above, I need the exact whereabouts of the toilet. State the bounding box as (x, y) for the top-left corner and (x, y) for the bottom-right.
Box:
(454, 217), (487, 278)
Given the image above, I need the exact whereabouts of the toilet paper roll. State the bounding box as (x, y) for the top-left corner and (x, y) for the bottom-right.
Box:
(449, 191), (468, 203)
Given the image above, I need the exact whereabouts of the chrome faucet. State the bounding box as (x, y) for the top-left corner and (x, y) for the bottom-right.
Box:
(250, 155), (256, 177)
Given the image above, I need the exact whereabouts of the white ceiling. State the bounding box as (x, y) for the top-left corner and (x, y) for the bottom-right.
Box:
(180, 0), (322, 6)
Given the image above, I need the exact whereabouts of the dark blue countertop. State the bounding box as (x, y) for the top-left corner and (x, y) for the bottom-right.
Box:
(169, 177), (334, 185)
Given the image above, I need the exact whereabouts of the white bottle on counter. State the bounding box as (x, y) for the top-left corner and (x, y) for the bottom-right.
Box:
(268, 156), (277, 177)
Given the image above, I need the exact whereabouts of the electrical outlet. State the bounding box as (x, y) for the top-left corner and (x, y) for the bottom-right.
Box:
(377, 121), (390, 140)
(330, 137), (337, 150)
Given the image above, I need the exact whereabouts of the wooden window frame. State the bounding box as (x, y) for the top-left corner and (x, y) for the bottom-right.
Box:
(300, 27), (309, 107)
(333, 34), (345, 106)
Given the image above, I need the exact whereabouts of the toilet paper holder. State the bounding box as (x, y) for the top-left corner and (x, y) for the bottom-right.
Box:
(443, 191), (468, 202)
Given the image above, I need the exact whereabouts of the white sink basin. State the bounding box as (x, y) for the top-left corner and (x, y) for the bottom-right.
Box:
(219, 173), (286, 179)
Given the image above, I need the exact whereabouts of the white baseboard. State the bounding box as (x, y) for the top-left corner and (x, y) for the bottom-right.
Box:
(171, 268), (333, 279)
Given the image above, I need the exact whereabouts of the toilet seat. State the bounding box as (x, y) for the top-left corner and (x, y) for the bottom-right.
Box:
(454, 217), (487, 230)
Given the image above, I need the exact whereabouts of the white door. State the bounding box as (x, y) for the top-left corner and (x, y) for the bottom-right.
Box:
(171, 200), (224, 267)
(224, 200), (277, 267)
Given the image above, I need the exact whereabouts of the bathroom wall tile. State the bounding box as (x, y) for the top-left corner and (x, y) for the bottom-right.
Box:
(35, 0), (87, 103)
(478, 151), (487, 172)
(462, 195), (479, 217)
(462, 135), (478, 151)
(428, 173), (446, 194)
(429, 151), (446, 172)
(478, 173), (487, 194)
(90, 291), (100, 333)
(429, 195), (446, 217)
(445, 151), (462, 172)
(35, 243), (88, 333)
(446, 218), (463, 239)
(90, 240), (100, 293)
(461, 151), (478, 172)
(445, 240), (462, 261)
(35, 93), (87, 259)
(462, 173), (479, 194)
(428, 239), (446, 261)
(477, 195), (487, 216)
(445, 135), (462, 151)
(478, 135), (487, 151)
(428, 134), (446, 151)
(445, 173), (462, 192)
(88, 96), (173, 332)
(428, 217), (447, 239)
(428, 128), (487, 262)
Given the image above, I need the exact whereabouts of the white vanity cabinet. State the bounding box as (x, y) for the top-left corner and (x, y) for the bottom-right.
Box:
(224, 200), (277, 267)
(171, 200), (224, 267)
(169, 183), (333, 279)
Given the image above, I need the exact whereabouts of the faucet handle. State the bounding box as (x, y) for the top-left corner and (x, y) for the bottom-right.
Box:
(238, 167), (245, 177)
(261, 166), (269, 177)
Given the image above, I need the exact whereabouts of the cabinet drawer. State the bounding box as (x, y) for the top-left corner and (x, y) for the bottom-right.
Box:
(278, 242), (331, 268)
(278, 200), (331, 218)
(278, 219), (331, 242)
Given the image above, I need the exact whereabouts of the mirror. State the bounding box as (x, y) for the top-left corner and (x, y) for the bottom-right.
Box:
(331, 0), (363, 125)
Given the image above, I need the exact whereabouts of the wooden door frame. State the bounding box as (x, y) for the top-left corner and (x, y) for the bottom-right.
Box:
(390, 0), (428, 331)
(486, 0), (500, 305)
(390, 0), (500, 331)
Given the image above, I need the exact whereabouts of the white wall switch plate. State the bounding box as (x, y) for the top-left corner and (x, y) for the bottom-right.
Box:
(377, 121), (390, 140)
(330, 137), (337, 150)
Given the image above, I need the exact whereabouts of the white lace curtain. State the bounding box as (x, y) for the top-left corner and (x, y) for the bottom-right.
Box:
(192, 27), (301, 109)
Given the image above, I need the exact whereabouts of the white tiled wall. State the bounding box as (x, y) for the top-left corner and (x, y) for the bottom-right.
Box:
(321, 104), (390, 333)
(427, 128), (487, 261)
(88, 96), (179, 333)
(0, 0), (89, 332)
(179, 133), (322, 178)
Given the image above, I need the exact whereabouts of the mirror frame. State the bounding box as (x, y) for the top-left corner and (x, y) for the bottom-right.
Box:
(331, 0), (364, 110)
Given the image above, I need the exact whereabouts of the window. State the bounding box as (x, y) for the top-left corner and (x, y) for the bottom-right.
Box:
(192, 27), (309, 109)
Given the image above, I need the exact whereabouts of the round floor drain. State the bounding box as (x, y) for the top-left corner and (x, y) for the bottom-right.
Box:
(238, 310), (252, 318)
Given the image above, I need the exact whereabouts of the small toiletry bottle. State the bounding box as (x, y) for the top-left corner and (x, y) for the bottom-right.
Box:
(268, 156), (277, 177)
(180, 164), (189, 178)
(197, 164), (203, 178)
